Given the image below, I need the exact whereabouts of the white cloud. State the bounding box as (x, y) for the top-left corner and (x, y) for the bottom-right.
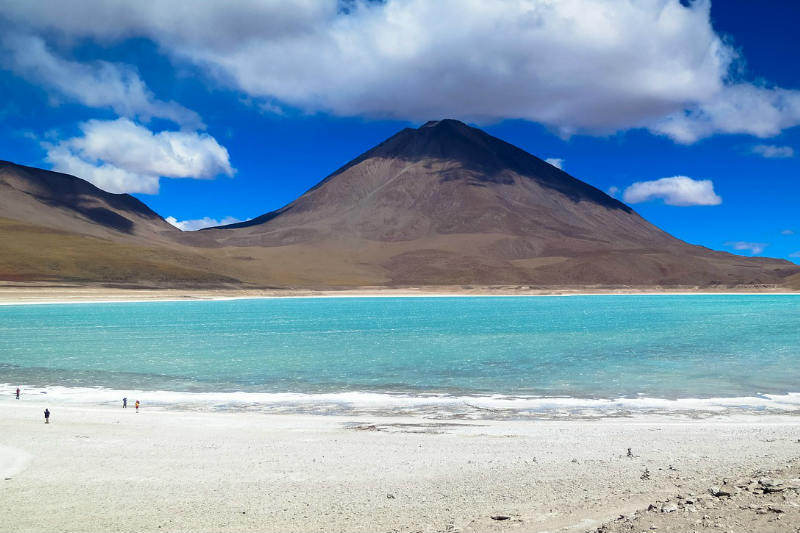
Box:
(544, 158), (564, 170)
(165, 216), (242, 231)
(790, 251), (800, 259)
(726, 241), (768, 256)
(650, 85), (800, 143)
(45, 144), (160, 194)
(6, 0), (800, 142)
(782, 229), (795, 236)
(45, 118), (234, 194)
(171, 0), (734, 135)
(0, 0), (329, 50)
(623, 176), (721, 206)
(3, 1), (800, 143)
(1, 32), (202, 128)
(607, 186), (620, 198)
(751, 144), (795, 159)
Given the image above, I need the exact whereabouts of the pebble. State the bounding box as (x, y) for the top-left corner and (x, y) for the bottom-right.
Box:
(758, 478), (785, 493)
(709, 486), (733, 498)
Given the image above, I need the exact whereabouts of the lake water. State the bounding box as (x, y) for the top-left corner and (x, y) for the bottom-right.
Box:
(1, 295), (799, 417)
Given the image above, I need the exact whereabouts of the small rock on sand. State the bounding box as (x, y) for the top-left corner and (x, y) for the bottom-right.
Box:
(709, 486), (733, 497)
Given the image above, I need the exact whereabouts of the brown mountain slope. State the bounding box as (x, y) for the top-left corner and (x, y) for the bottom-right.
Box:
(0, 161), (179, 244)
(195, 120), (798, 287)
(0, 162), (240, 285)
(0, 217), (237, 285)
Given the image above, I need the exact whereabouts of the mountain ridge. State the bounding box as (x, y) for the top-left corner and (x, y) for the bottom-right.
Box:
(0, 160), (178, 242)
(0, 161), (237, 285)
(1, 120), (798, 288)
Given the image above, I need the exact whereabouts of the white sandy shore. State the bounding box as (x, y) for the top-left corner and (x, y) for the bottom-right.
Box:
(2, 396), (799, 532)
(0, 284), (796, 306)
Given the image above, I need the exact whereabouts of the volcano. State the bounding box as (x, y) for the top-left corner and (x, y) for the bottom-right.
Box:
(194, 119), (796, 287)
(1, 121), (797, 287)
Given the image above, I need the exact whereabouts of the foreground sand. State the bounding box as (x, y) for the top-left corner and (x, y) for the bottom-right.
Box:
(1, 397), (799, 532)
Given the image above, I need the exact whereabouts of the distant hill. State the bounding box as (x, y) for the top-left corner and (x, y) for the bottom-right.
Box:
(0, 161), (177, 244)
(0, 161), (237, 285)
(1, 122), (798, 289)
(196, 120), (799, 287)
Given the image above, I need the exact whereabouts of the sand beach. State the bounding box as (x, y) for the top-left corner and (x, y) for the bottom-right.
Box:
(2, 394), (800, 532)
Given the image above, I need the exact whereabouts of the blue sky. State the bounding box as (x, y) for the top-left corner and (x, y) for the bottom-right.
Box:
(0, 0), (798, 261)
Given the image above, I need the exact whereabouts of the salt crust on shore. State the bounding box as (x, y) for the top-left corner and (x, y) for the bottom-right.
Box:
(0, 285), (796, 306)
(1, 397), (799, 532)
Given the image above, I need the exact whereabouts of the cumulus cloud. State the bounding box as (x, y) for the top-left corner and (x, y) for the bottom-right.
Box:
(0, 0), (329, 50)
(751, 144), (795, 159)
(0, 32), (202, 128)
(46, 145), (160, 194)
(45, 118), (234, 194)
(726, 241), (768, 256)
(544, 158), (564, 170)
(165, 216), (243, 231)
(4, 0), (800, 142)
(650, 85), (800, 143)
(607, 186), (620, 198)
(623, 176), (721, 206)
(790, 251), (800, 259)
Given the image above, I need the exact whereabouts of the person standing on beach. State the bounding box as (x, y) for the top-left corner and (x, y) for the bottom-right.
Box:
(135, 400), (139, 413)
(44, 408), (50, 424)
(123, 397), (127, 408)
(15, 387), (20, 399)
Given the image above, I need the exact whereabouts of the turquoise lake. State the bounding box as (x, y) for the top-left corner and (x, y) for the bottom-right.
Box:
(1, 295), (799, 414)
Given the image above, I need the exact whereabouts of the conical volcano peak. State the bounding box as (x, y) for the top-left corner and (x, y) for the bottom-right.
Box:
(419, 118), (469, 129)
(355, 119), (631, 212)
(218, 120), (637, 235)
(370, 118), (502, 166)
(413, 118), (481, 140)
(410, 119), (486, 148)
(420, 119), (443, 128)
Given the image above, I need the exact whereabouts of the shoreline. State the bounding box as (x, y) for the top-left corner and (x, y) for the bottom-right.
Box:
(1, 396), (799, 532)
(0, 284), (797, 305)
(5, 384), (800, 420)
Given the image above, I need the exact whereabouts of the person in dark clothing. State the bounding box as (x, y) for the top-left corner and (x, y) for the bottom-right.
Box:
(44, 408), (50, 424)
(123, 397), (127, 408)
(15, 387), (20, 399)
